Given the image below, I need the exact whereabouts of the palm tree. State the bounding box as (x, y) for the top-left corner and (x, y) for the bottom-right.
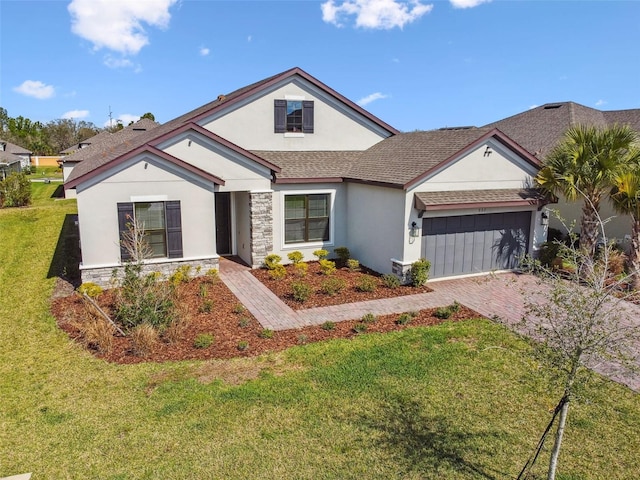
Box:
(610, 152), (640, 289)
(537, 124), (639, 258)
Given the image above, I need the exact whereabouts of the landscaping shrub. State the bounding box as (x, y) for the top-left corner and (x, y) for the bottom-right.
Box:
(0, 172), (31, 208)
(321, 277), (346, 296)
(77, 282), (103, 298)
(361, 313), (377, 323)
(356, 275), (377, 292)
(199, 283), (208, 298)
(199, 299), (214, 313)
(396, 312), (413, 325)
(381, 273), (400, 289)
(313, 249), (329, 260)
(334, 246), (350, 266)
(130, 323), (158, 357)
(169, 265), (192, 286)
(238, 316), (250, 328)
(347, 258), (360, 272)
(294, 262), (308, 277)
(319, 259), (336, 275)
(297, 334), (308, 344)
(264, 254), (282, 270)
(259, 329), (274, 339)
(205, 268), (219, 282)
(232, 304), (246, 314)
(538, 241), (562, 268)
(74, 318), (114, 353)
(435, 306), (452, 319)
(163, 316), (189, 344)
(449, 301), (461, 313)
(292, 281), (312, 302)
(268, 263), (287, 280)
(287, 251), (304, 264)
(410, 258), (431, 287)
(353, 323), (367, 333)
(237, 340), (249, 351)
(193, 333), (214, 349)
(321, 321), (336, 331)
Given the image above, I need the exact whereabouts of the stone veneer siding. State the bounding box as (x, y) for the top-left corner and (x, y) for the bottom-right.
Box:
(249, 191), (273, 268)
(81, 257), (220, 288)
(391, 259), (413, 285)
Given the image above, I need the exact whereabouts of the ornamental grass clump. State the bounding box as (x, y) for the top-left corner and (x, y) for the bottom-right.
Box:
(193, 333), (214, 349)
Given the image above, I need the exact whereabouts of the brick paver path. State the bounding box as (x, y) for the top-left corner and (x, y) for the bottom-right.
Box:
(219, 259), (640, 391)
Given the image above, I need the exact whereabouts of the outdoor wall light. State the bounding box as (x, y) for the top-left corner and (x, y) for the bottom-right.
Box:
(541, 211), (549, 225)
(410, 221), (419, 238)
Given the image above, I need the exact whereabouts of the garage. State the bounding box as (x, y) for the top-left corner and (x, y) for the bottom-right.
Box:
(422, 211), (531, 279)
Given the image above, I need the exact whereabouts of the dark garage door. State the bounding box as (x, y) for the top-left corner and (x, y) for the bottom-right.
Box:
(422, 212), (531, 279)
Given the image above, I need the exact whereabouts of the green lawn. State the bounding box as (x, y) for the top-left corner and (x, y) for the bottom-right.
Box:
(1, 184), (638, 479)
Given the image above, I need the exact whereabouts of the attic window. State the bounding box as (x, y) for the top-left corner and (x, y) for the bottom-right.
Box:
(543, 104), (562, 109)
(274, 100), (314, 134)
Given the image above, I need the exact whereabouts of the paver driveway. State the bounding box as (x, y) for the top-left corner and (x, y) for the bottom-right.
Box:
(219, 259), (640, 392)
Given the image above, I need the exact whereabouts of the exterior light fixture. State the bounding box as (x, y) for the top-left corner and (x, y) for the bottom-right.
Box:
(410, 221), (419, 238)
(541, 211), (549, 225)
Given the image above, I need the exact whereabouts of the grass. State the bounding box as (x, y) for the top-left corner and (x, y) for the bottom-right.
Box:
(1, 184), (639, 479)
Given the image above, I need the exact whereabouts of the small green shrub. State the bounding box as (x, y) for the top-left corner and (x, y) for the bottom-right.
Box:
(321, 321), (336, 331)
(297, 334), (308, 344)
(199, 283), (208, 298)
(169, 265), (192, 286)
(318, 259), (336, 275)
(264, 254), (282, 270)
(321, 277), (346, 296)
(268, 264), (287, 280)
(353, 323), (368, 333)
(539, 242), (562, 268)
(232, 304), (246, 314)
(334, 246), (350, 265)
(199, 299), (214, 313)
(238, 317), (250, 328)
(361, 312), (377, 323)
(410, 258), (431, 287)
(193, 333), (214, 349)
(294, 262), (308, 277)
(381, 274), (400, 289)
(259, 329), (274, 339)
(347, 259), (360, 272)
(292, 281), (312, 302)
(237, 341), (249, 351)
(313, 249), (329, 260)
(450, 301), (461, 313)
(434, 306), (452, 319)
(356, 275), (377, 292)
(0, 172), (31, 207)
(396, 313), (413, 325)
(78, 282), (103, 298)
(287, 251), (304, 264)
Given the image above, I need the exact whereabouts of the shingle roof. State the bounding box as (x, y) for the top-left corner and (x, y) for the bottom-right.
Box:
(61, 131), (113, 154)
(0, 151), (22, 165)
(414, 188), (547, 211)
(66, 67), (399, 186)
(0, 139), (32, 155)
(484, 102), (640, 159)
(250, 150), (362, 180)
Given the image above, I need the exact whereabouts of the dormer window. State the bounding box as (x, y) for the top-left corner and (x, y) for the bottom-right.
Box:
(274, 99), (314, 134)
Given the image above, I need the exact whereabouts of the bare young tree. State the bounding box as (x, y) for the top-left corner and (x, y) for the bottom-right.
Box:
(120, 214), (153, 264)
(518, 209), (640, 480)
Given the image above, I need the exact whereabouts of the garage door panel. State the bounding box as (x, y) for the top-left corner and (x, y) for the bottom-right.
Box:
(422, 212), (531, 279)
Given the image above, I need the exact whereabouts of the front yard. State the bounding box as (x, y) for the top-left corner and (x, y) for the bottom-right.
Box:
(1, 183), (639, 479)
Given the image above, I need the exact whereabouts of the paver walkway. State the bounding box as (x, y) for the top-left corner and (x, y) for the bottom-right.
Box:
(219, 258), (640, 391)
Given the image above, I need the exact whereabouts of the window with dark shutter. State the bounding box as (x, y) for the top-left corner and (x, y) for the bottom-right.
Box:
(302, 100), (314, 133)
(165, 201), (183, 258)
(274, 99), (286, 133)
(117, 203), (134, 261)
(275, 99), (314, 134)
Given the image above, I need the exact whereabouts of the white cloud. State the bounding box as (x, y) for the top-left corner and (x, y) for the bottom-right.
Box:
(103, 114), (141, 128)
(449, 0), (491, 8)
(595, 99), (607, 107)
(104, 55), (135, 69)
(68, 0), (178, 55)
(529, 105), (539, 110)
(321, 0), (433, 29)
(199, 46), (210, 56)
(357, 92), (389, 106)
(62, 110), (90, 119)
(13, 80), (55, 99)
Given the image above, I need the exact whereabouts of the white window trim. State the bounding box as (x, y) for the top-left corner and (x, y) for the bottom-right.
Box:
(284, 132), (305, 138)
(280, 189), (335, 250)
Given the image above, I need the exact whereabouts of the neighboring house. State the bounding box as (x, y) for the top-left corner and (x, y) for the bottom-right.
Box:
(0, 140), (32, 171)
(60, 118), (160, 197)
(485, 102), (640, 242)
(65, 67), (549, 286)
(0, 150), (22, 179)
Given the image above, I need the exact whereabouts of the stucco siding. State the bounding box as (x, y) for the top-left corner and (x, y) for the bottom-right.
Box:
(346, 183), (406, 275)
(201, 81), (388, 151)
(414, 139), (537, 192)
(76, 157), (216, 269)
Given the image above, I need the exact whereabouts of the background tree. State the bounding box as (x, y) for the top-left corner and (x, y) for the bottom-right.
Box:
(536, 124), (639, 257)
(519, 213), (640, 480)
(140, 112), (155, 121)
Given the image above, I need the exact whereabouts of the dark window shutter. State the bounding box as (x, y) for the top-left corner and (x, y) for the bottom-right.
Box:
(117, 203), (134, 262)
(302, 100), (314, 133)
(274, 99), (286, 133)
(165, 201), (183, 259)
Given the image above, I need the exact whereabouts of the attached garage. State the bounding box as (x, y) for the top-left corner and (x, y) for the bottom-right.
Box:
(422, 211), (532, 279)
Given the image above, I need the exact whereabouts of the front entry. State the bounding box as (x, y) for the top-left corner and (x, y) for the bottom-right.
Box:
(215, 192), (232, 255)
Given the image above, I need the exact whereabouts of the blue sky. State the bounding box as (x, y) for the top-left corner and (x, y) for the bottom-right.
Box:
(1, 0), (639, 132)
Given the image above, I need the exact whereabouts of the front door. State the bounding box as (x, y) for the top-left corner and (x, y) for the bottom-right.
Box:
(215, 192), (232, 255)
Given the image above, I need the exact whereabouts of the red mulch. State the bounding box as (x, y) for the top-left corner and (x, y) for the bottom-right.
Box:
(251, 262), (432, 309)
(51, 270), (477, 364)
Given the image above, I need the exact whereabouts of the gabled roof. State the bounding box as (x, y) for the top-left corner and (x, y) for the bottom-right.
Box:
(414, 188), (547, 211)
(0, 151), (22, 165)
(0, 139), (32, 155)
(66, 67), (398, 188)
(484, 102), (640, 159)
(346, 127), (541, 189)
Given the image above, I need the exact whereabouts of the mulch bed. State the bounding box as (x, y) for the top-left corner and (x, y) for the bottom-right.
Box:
(51, 270), (477, 364)
(251, 261), (432, 309)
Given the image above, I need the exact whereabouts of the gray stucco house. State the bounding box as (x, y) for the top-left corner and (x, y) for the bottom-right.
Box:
(65, 67), (549, 286)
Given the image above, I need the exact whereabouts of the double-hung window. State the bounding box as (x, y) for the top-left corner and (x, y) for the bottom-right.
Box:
(284, 194), (330, 244)
(117, 201), (183, 261)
